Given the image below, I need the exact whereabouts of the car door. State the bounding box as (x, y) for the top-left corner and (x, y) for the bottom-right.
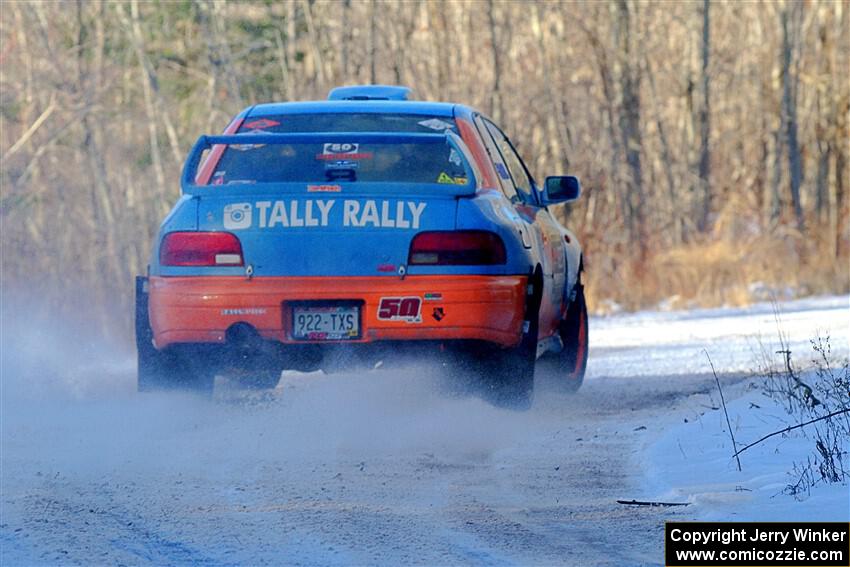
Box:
(475, 116), (567, 338)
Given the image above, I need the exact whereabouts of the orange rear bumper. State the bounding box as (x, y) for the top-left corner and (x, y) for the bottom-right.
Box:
(148, 275), (526, 349)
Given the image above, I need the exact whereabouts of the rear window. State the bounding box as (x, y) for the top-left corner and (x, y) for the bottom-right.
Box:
(212, 141), (468, 185)
(211, 113), (467, 185)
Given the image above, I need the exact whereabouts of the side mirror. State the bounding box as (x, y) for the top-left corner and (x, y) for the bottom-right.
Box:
(542, 176), (581, 205)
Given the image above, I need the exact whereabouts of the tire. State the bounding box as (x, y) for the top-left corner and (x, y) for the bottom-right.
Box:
(137, 338), (168, 392)
(215, 324), (282, 390)
(476, 268), (542, 410)
(137, 346), (215, 393)
(483, 341), (535, 410)
(231, 371), (281, 390)
(545, 282), (588, 393)
(136, 277), (214, 393)
(225, 356), (281, 390)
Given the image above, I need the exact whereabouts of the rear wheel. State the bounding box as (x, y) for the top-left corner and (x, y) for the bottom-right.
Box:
(137, 346), (215, 393)
(219, 324), (282, 390)
(474, 267), (542, 410)
(481, 341), (535, 409)
(229, 370), (281, 390)
(136, 277), (215, 393)
(223, 355), (281, 390)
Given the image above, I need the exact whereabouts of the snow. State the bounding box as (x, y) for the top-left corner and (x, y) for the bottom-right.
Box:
(641, 378), (850, 521)
(1, 294), (848, 565)
(629, 296), (850, 521)
(589, 294), (849, 378)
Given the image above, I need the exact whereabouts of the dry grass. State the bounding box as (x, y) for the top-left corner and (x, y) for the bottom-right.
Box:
(585, 228), (849, 315)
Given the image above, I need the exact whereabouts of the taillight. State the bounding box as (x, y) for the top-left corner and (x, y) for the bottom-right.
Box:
(408, 230), (506, 265)
(159, 232), (244, 267)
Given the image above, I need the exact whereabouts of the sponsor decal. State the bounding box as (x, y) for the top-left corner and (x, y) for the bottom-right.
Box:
(223, 203), (252, 230)
(342, 200), (425, 228)
(230, 142), (265, 151)
(417, 118), (454, 131)
(495, 163), (510, 180)
(377, 263), (396, 272)
(221, 308), (267, 315)
(436, 172), (468, 185)
(317, 154), (373, 161)
(258, 199), (335, 228)
(377, 297), (422, 323)
(221, 200), (427, 230)
(431, 307), (445, 321)
(423, 292), (442, 301)
(243, 118), (280, 130)
(323, 159), (360, 171)
(307, 184), (342, 193)
(316, 142), (372, 161)
(230, 130), (269, 151)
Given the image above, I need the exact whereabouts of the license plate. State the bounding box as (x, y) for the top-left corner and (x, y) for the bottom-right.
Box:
(291, 303), (360, 341)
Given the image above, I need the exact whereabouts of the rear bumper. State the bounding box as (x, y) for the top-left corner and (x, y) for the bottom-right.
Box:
(148, 275), (526, 349)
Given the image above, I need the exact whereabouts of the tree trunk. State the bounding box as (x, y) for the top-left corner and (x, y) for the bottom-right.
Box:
(487, 0), (502, 122)
(643, 52), (681, 244)
(369, 0), (377, 84)
(615, 0), (645, 253)
(301, 0), (327, 90)
(781, 4), (805, 232)
(697, 0), (711, 233)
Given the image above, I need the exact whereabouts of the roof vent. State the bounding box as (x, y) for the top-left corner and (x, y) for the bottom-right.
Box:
(327, 85), (413, 101)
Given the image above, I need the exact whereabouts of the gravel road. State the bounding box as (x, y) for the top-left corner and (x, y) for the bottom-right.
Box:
(2, 296), (847, 566)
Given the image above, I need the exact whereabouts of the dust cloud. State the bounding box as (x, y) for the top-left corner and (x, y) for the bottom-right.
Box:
(1, 297), (542, 491)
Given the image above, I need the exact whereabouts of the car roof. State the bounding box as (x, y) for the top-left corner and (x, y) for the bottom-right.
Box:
(246, 100), (460, 118)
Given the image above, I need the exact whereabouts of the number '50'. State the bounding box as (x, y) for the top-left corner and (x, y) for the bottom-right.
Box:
(378, 297), (420, 319)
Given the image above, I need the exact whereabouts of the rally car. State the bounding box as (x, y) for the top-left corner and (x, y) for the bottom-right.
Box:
(135, 85), (588, 407)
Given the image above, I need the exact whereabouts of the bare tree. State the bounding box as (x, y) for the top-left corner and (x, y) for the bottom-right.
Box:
(487, 0), (503, 122)
(614, 0), (645, 253)
(781, 2), (805, 232)
(1, 0), (848, 333)
(697, 0), (711, 233)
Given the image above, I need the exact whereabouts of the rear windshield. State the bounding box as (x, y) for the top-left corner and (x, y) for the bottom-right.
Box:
(212, 141), (468, 185)
(211, 113), (467, 185)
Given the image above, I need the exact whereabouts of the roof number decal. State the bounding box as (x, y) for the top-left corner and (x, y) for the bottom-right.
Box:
(316, 142), (373, 161)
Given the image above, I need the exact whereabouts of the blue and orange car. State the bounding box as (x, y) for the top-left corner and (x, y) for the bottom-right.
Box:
(135, 85), (588, 407)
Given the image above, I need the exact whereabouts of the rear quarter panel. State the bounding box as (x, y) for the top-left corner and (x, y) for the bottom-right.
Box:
(149, 196), (198, 276)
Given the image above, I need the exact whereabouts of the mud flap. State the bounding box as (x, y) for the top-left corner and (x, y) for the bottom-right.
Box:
(135, 276), (152, 352)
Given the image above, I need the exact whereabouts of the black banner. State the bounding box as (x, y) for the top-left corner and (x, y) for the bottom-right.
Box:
(665, 522), (849, 566)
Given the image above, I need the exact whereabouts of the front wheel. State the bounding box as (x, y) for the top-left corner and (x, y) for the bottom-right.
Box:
(540, 283), (588, 392)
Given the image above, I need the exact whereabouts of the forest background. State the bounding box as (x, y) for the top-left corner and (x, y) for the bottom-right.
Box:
(1, 0), (847, 338)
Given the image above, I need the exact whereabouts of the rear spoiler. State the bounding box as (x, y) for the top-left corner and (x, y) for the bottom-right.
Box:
(181, 131), (479, 197)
